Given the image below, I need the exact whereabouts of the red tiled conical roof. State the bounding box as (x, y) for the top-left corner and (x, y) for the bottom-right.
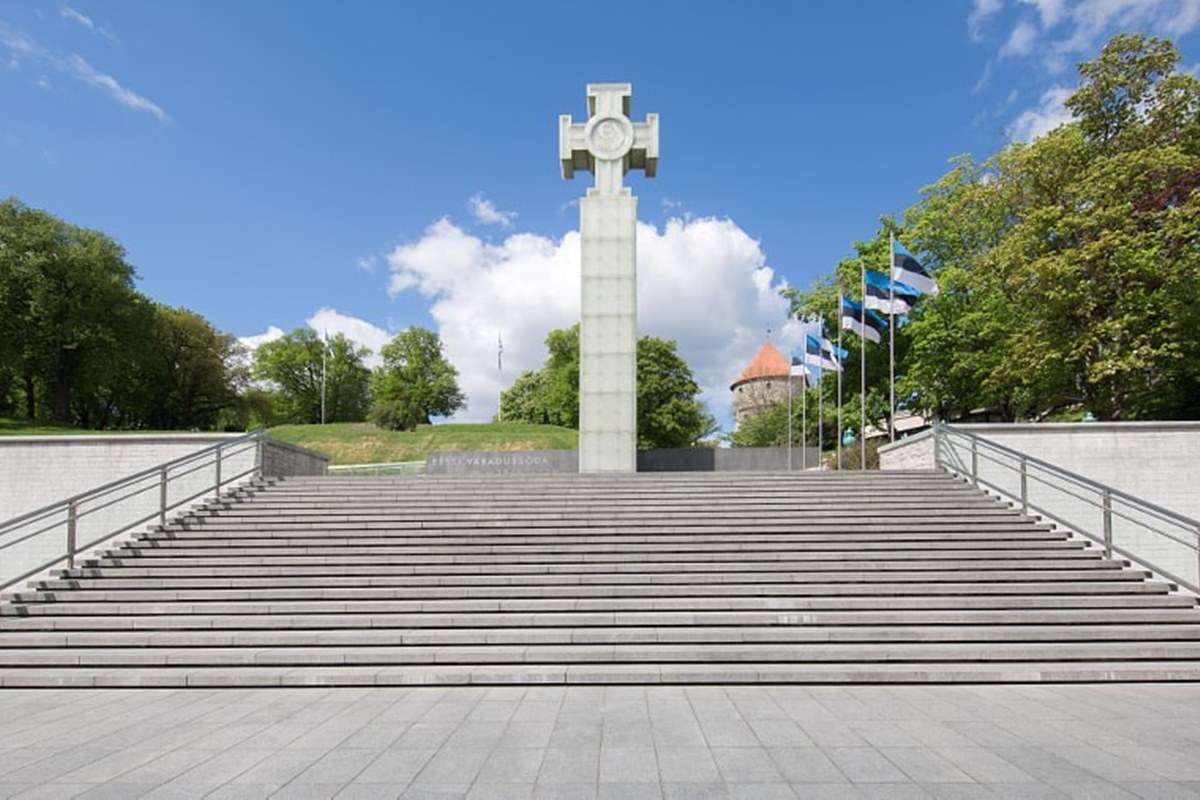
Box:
(731, 342), (790, 389)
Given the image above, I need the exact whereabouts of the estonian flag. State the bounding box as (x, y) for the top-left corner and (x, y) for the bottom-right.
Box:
(892, 240), (938, 295)
(840, 296), (887, 344)
(789, 354), (806, 378)
(822, 337), (846, 372)
(863, 269), (921, 315)
(805, 334), (842, 372)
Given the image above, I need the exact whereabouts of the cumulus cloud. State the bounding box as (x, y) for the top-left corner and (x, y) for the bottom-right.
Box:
(0, 22), (165, 121)
(305, 307), (392, 368)
(238, 325), (285, 354)
(1007, 85), (1074, 140)
(468, 192), (517, 227)
(239, 311), (395, 371)
(386, 216), (810, 429)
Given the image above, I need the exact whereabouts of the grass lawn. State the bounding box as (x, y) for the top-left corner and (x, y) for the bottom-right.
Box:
(266, 422), (578, 465)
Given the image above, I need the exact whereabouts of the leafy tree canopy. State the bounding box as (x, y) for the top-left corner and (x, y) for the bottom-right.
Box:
(253, 328), (372, 425)
(499, 325), (718, 448)
(369, 326), (466, 431)
(782, 33), (1200, 424)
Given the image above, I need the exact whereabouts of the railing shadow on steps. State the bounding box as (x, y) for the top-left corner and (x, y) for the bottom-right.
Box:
(0, 430), (268, 592)
(933, 422), (1200, 595)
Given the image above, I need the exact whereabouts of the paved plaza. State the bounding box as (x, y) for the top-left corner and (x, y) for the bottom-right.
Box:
(1, 684), (1200, 798)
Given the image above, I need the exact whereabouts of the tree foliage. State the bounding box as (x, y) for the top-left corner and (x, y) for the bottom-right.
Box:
(783, 33), (1200, 424)
(369, 327), (466, 431)
(499, 325), (717, 448)
(253, 329), (372, 425)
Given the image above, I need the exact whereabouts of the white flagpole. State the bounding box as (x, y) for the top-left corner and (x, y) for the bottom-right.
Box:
(889, 232), (896, 444)
(787, 361), (793, 471)
(817, 316), (824, 466)
(837, 296), (843, 471)
(321, 329), (327, 425)
(801, 348), (807, 470)
(860, 261), (866, 470)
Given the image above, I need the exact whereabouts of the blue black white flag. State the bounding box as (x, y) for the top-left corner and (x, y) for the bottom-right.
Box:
(863, 270), (921, 315)
(805, 334), (842, 372)
(891, 241), (938, 295)
(789, 354), (806, 377)
(840, 296), (887, 344)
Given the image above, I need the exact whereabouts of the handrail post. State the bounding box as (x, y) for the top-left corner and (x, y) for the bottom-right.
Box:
(1102, 490), (1113, 559)
(1019, 456), (1029, 516)
(932, 424), (942, 471)
(159, 466), (168, 527)
(214, 446), (222, 501)
(970, 438), (979, 487)
(66, 500), (77, 570)
(255, 433), (264, 481)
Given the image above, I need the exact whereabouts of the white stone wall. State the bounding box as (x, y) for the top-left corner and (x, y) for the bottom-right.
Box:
(883, 423), (1200, 588)
(878, 430), (935, 471)
(0, 434), (257, 588)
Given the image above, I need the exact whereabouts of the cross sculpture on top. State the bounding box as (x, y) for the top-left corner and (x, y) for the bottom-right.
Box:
(559, 84), (659, 473)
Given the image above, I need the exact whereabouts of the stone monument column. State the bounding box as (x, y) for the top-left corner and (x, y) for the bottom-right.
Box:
(559, 83), (658, 473)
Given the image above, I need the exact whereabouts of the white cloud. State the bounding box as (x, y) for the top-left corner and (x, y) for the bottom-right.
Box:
(969, 0), (1005, 40)
(238, 325), (285, 353)
(999, 19), (1038, 58)
(60, 7), (118, 43)
(0, 22), (165, 121)
(1019, 0), (1066, 26)
(468, 192), (517, 227)
(386, 216), (810, 429)
(1007, 85), (1075, 140)
(356, 254), (378, 272)
(67, 54), (168, 122)
(305, 308), (392, 368)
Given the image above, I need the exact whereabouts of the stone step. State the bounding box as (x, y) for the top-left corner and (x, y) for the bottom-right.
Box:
(35, 560), (1129, 589)
(6, 640), (1200, 668)
(111, 539), (1073, 559)
(5, 606), (1195, 632)
(8, 623), (1200, 649)
(9, 659), (1200, 688)
(51, 552), (1111, 575)
(3, 589), (1187, 617)
(8, 571), (1157, 603)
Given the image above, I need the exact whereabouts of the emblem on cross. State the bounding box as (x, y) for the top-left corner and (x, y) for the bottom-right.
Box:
(559, 83), (658, 196)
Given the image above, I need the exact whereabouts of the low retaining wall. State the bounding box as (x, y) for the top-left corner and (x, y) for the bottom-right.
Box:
(426, 447), (824, 475)
(261, 438), (330, 477)
(0, 433), (327, 590)
(881, 422), (1200, 587)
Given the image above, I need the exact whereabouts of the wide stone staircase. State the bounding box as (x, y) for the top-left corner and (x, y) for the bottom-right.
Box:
(2, 471), (1200, 686)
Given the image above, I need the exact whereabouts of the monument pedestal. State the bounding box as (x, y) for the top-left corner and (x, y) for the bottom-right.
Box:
(579, 191), (637, 473)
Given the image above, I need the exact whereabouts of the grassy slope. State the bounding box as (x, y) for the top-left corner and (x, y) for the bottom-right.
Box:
(0, 418), (186, 436)
(266, 422), (578, 465)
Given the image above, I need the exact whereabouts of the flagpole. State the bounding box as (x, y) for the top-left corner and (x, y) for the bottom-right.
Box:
(787, 360), (793, 472)
(889, 232), (896, 444)
(837, 296), (843, 471)
(321, 329), (327, 425)
(801, 349), (807, 470)
(817, 316), (824, 466)
(860, 260), (866, 470)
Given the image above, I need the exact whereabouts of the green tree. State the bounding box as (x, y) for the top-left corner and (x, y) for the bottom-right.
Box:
(369, 327), (466, 430)
(499, 325), (717, 448)
(253, 329), (372, 424)
(0, 198), (145, 424)
(783, 33), (1200, 423)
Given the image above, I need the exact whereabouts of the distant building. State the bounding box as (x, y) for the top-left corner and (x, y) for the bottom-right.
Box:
(730, 341), (805, 429)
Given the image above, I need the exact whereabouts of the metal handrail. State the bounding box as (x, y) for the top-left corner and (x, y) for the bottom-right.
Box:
(0, 430), (266, 590)
(933, 422), (1200, 594)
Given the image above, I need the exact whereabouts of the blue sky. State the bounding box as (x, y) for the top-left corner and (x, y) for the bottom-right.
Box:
(3, 1), (1198, 426)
